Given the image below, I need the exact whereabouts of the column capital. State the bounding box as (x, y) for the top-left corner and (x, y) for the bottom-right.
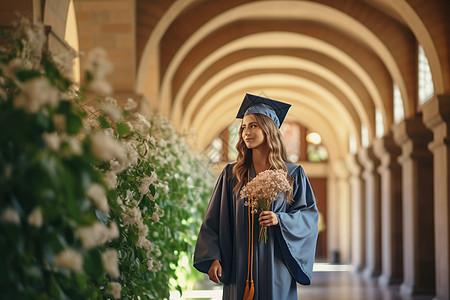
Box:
(373, 134), (401, 169)
(422, 94), (450, 151)
(393, 115), (433, 162)
(357, 146), (380, 174)
(345, 152), (363, 176)
(422, 94), (450, 130)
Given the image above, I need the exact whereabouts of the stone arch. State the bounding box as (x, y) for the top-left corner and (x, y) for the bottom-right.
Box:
(158, 1), (410, 119)
(172, 32), (384, 135)
(135, 0), (199, 110)
(193, 88), (346, 160)
(180, 56), (368, 138)
(375, 0), (446, 95)
(189, 75), (357, 154)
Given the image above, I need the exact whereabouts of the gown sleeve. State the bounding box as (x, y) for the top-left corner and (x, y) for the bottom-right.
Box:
(193, 165), (233, 284)
(275, 165), (319, 285)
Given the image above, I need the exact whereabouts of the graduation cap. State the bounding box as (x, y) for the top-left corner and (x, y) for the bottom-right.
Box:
(236, 93), (291, 128)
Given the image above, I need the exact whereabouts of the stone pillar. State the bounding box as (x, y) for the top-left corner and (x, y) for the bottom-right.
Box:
(422, 95), (450, 300)
(330, 159), (351, 263)
(393, 115), (435, 295)
(337, 167), (351, 263)
(373, 135), (403, 286)
(358, 147), (381, 278)
(345, 153), (365, 272)
(327, 169), (340, 262)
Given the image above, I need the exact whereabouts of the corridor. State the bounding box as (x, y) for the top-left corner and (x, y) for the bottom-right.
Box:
(171, 264), (435, 300)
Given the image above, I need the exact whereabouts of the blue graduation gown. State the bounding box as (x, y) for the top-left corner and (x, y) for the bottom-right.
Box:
(194, 162), (319, 300)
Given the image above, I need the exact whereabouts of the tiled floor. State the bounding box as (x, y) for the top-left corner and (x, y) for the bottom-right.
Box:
(173, 264), (436, 300)
(297, 264), (435, 300)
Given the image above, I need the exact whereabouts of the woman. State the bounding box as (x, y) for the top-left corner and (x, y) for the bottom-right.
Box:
(194, 93), (319, 300)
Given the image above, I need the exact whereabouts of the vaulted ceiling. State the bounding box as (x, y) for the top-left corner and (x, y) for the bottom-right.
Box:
(135, 0), (449, 158)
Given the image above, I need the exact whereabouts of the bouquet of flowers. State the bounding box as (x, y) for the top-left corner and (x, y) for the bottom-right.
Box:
(240, 169), (292, 242)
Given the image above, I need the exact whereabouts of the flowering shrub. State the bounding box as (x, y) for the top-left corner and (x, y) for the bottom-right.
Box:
(0, 19), (120, 299)
(85, 97), (214, 299)
(0, 19), (214, 299)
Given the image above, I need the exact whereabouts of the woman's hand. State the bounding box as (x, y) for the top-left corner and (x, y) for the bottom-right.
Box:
(259, 211), (279, 227)
(208, 259), (222, 283)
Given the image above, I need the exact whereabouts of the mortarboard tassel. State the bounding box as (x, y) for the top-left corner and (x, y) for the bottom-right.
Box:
(244, 171), (254, 300)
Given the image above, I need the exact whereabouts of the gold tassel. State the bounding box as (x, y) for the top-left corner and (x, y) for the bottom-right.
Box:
(243, 279), (255, 300)
(243, 280), (250, 299)
(244, 171), (254, 300)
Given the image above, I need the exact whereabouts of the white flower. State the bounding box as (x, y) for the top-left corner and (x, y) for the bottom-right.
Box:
(103, 171), (117, 189)
(147, 258), (154, 271)
(153, 247), (161, 257)
(53, 114), (66, 133)
(158, 139), (167, 148)
(28, 207), (43, 227)
(102, 249), (120, 278)
(90, 132), (126, 161)
(87, 183), (109, 213)
(55, 248), (83, 272)
(109, 282), (121, 299)
(76, 221), (118, 249)
(136, 238), (152, 252)
(60, 88), (78, 101)
(131, 113), (151, 134)
(52, 49), (76, 78)
(1, 207), (20, 224)
(138, 173), (157, 195)
(124, 98), (137, 111)
(14, 77), (59, 113)
(108, 222), (120, 240)
(151, 211), (160, 222)
(3, 58), (24, 78)
(42, 132), (61, 151)
(104, 96), (118, 106)
(102, 102), (121, 122)
(84, 47), (113, 96)
(124, 140), (139, 167)
(150, 260), (162, 272)
(147, 192), (159, 202)
(23, 20), (45, 65)
(67, 136), (83, 155)
(90, 79), (113, 95)
(125, 121), (134, 132)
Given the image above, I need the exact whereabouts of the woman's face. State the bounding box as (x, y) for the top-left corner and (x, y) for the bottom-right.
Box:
(241, 114), (266, 149)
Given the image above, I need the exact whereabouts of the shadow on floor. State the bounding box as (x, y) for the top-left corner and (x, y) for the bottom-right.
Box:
(171, 263), (435, 300)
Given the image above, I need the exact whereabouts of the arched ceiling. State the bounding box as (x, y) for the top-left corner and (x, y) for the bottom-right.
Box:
(136, 0), (449, 160)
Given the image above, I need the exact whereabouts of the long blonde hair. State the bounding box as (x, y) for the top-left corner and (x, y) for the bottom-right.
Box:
(232, 113), (293, 199)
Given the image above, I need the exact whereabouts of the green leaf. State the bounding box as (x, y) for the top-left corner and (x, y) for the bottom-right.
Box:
(98, 116), (111, 129)
(83, 250), (104, 280)
(15, 69), (41, 82)
(117, 122), (130, 136)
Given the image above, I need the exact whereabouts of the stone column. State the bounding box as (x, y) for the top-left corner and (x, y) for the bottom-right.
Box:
(345, 153), (365, 272)
(327, 169), (339, 262)
(358, 147), (381, 278)
(422, 95), (450, 300)
(373, 135), (403, 286)
(330, 159), (351, 263)
(393, 115), (435, 295)
(337, 167), (351, 263)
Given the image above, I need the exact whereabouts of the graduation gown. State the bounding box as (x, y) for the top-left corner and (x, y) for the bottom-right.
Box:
(194, 162), (319, 300)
